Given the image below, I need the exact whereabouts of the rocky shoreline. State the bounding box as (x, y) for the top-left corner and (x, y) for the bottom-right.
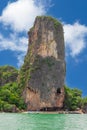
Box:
(0, 109), (86, 114)
(22, 109), (85, 114)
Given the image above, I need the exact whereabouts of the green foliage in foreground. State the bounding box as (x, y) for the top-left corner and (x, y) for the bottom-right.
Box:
(64, 86), (87, 111)
(0, 82), (26, 112)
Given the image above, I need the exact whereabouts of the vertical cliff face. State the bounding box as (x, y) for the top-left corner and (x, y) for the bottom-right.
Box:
(19, 16), (65, 111)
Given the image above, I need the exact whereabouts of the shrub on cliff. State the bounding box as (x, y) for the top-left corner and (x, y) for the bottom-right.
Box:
(64, 86), (82, 110)
(0, 65), (18, 86)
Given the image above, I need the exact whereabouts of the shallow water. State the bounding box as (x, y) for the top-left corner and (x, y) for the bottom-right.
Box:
(0, 113), (87, 130)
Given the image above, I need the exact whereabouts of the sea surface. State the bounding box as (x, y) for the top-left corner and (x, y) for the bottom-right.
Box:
(0, 113), (87, 130)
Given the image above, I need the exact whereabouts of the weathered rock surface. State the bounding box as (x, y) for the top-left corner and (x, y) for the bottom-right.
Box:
(19, 16), (65, 111)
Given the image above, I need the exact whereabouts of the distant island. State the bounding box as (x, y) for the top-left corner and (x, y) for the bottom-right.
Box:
(0, 16), (87, 113)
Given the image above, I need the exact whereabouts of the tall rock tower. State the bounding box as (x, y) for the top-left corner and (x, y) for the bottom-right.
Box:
(19, 16), (65, 111)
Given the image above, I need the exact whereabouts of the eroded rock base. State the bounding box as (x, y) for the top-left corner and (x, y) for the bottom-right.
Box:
(24, 87), (64, 111)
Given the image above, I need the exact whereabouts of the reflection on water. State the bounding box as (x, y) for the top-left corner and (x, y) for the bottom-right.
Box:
(0, 113), (87, 130)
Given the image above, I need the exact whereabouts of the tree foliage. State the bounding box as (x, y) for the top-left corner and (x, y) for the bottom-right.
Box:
(64, 86), (83, 111)
(0, 82), (26, 112)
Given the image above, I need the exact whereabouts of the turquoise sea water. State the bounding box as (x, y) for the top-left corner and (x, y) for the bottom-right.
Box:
(0, 113), (87, 130)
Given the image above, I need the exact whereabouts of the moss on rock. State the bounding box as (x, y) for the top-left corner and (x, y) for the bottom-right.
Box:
(36, 16), (62, 28)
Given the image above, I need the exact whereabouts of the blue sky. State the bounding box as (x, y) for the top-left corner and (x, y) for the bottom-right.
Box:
(0, 0), (87, 96)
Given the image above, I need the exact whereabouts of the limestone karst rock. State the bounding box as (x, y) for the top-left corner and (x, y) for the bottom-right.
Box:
(19, 16), (65, 111)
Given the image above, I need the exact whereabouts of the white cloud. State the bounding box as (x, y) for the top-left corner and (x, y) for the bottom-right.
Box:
(0, 33), (28, 52)
(0, 0), (46, 32)
(64, 22), (87, 57)
(16, 53), (26, 68)
(0, 33), (28, 67)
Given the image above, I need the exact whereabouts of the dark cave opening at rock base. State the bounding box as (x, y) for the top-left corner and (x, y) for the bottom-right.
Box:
(40, 107), (62, 111)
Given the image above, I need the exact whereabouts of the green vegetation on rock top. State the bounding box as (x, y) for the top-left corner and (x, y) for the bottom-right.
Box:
(36, 16), (62, 28)
(29, 16), (61, 32)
